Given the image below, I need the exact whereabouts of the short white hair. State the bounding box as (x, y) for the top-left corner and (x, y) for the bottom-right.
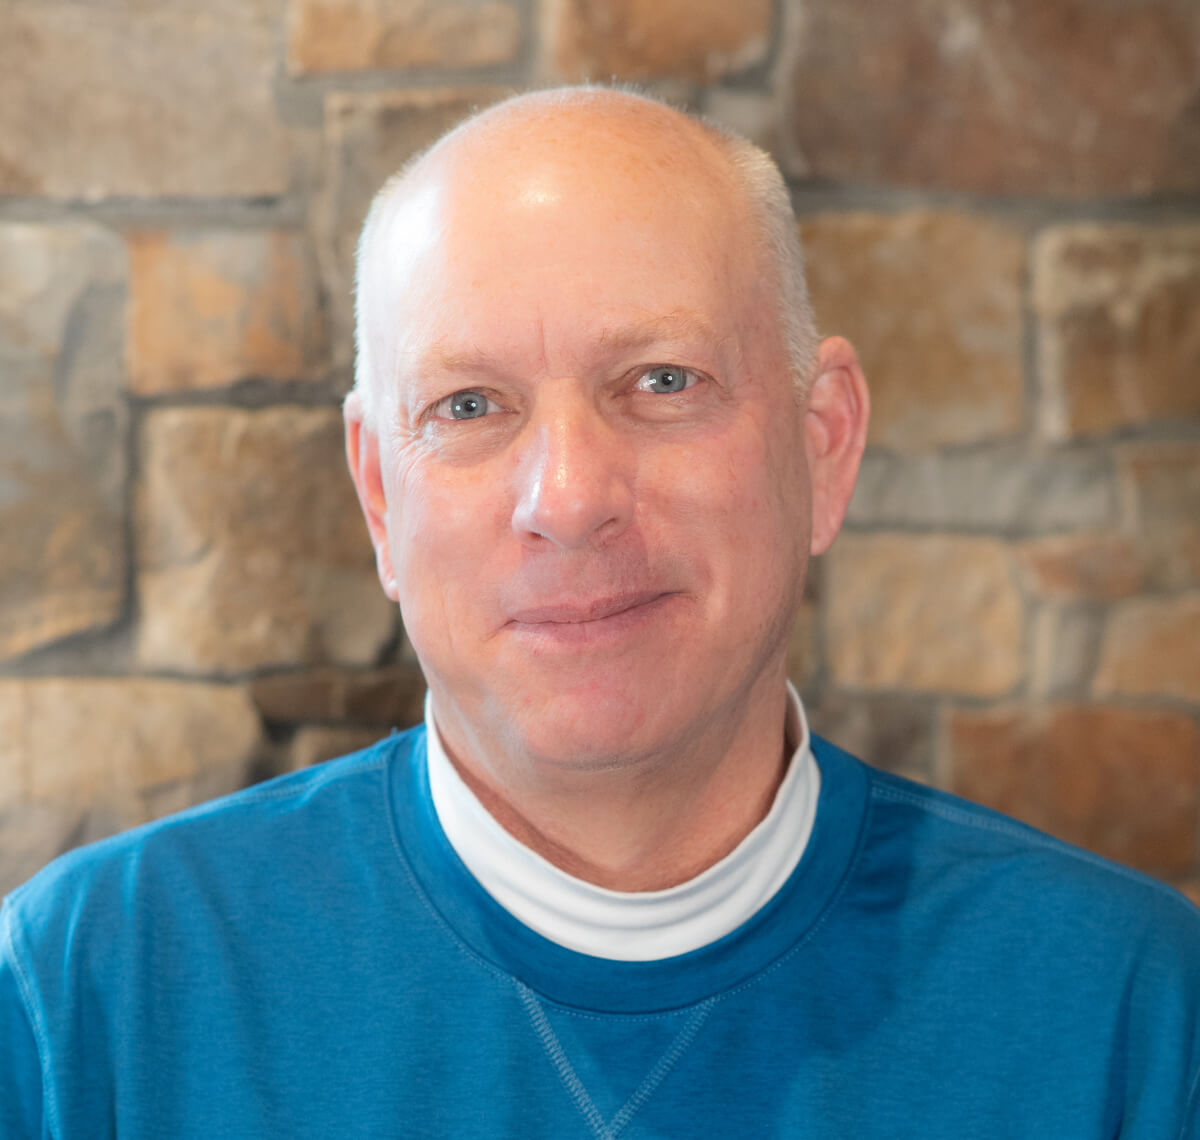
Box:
(352, 89), (819, 426)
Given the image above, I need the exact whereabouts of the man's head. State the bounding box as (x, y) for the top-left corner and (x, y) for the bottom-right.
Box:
(345, 87), (868, 775)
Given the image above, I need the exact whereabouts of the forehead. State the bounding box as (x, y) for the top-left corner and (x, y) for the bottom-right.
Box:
(367, 106), (769, 377)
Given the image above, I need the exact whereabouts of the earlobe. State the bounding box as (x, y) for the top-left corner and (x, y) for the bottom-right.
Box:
(804, 336), (870, 557)
(344, 392), (400, 602)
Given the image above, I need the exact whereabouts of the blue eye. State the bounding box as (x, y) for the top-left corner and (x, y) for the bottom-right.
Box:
(641, 366), (694, 394)
(439, 390), (491, 420)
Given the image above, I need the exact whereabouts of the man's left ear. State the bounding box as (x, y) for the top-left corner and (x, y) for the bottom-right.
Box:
(804, 336), (870, 556)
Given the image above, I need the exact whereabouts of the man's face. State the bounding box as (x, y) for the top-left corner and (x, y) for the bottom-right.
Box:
(358, 117), (815, 771)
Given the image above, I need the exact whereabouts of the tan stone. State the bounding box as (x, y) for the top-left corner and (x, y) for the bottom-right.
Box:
(318, 88), (505, 371)
(1034, 224), (1200, 438)
(801, 212), (1024, 450)
(1028, 605), (1102, 699)
(136, 408), (397, 672)
(782, 0), (1200, 195)
(826, 535), (1024, 696)
(1118, 443), (1200, 591)
(1094, 595), (1200, 704)
(1016, 535), (1143, 602)
(786, 603), (818, 689)
(0, 1), (290, 199)
(128, 230), (327, 393)
(288, 725), (384, 771)
(0, 222), (127, 661)
(288, 0), (520, 73)
(252, 665), (427, 725)
(947, 704), (1200, 873)
(547, 0), (769, 81)
(0, 679), (261, 818)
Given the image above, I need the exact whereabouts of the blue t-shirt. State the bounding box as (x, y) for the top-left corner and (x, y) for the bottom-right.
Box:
(2, 728), (1199, 1138)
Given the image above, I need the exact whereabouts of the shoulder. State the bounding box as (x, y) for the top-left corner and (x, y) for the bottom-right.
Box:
(3, 726), (427, 952)
(814, 734), (1200, 961)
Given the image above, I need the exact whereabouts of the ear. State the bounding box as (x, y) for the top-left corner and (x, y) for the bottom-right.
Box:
(804, 336), (870, 556)
(344, 391), (399, 601)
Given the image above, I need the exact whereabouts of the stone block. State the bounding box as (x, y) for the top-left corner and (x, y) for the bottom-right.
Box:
(846, 445), (1116, 536)
(0, 677), (260, 816)
(1016, 535), (1142, 602)
(128, 230), (328, 393)
(288, 725), (385, 771)
(826, 535), (1024, 697)
(1094, 595), (1200, 704)
(781, 0), (1200, 195)
(0, 222), (127, 661)
(1028, 605), (1103, 699)
(804, 690), (933, 781)
(318, 88), (504, 371)
(546, 0), (769, 82)
(946, 703), (1200, 873)
(802, 212), (1024, 450)
(288, 0), (520, 74)
(251, 665), (426, 725)
(0, 1), (291, 199)
(1034, 224), (1200, 438)
(1118, 443), (1200, 591)
(136, 408), (397, 673)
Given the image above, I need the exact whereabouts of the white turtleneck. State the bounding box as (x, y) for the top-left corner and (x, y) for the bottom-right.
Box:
(426, 683), (820, 962)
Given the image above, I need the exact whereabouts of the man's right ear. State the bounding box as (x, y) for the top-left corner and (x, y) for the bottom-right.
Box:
(344, 391), (399, 602)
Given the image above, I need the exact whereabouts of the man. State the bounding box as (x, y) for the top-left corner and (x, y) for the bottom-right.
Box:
(2, 88), (1198, 1137)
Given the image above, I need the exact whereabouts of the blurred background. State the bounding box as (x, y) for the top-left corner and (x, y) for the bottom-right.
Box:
(1, 0), (1198, 899)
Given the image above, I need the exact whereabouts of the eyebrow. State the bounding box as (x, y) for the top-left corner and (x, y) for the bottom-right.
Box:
(420, 310), (724, 377)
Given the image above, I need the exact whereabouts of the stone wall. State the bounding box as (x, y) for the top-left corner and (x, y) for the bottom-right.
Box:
(1, 0), (1197, 901)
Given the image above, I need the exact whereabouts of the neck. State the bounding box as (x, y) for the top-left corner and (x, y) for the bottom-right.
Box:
(431, 677), (792, 892)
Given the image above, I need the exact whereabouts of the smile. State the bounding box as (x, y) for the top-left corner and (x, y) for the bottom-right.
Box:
(505, 592), (676, 645)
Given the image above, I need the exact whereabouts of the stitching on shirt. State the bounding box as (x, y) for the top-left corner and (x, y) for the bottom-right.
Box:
(870, 782), (1200, 917)
(609, 999), (713, 1137)
(517, 982), (610, 1139)
(1, 906), (61, 1138)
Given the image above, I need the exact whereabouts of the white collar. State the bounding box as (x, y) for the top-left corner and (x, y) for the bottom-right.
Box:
(426, 684), (820, 961)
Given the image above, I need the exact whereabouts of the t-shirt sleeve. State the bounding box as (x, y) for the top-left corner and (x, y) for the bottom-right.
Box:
(0, 904), (45, 1138)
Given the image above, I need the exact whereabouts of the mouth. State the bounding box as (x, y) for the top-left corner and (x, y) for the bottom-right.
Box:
(505, 591), (676, 643)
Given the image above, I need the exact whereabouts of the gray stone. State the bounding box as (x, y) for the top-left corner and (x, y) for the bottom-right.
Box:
(0, 222), (128, 661)
(0, 0), (291, 199)
(846, 445), (1116, 536)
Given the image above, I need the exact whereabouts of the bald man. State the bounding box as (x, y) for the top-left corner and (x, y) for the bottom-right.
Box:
(2, 89), (1199, 1139)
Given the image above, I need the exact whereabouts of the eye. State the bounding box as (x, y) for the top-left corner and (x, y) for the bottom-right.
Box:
(637, 365), (697, 395)
(433, 390), (496, 420)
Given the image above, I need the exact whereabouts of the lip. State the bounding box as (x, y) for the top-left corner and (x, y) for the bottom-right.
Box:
(508, 591), (670, 626)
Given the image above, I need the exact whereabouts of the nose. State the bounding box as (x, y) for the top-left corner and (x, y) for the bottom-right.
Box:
(511, 392), (635, 551)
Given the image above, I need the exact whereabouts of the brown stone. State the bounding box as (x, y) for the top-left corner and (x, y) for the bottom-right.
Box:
(801, 212), (1024, 450)
(547, 0), (769, 82)
(136, 408), (397, 672)
(1118, 443), (1200, 591)
(781, 0), (1200, 196)
(288, 0), (520, 74)
(0, 1), (291, 199)
(0, 677), (260, 816)
(0, 222), (127, 661)
(1016, 535), (1143, 602)
(288, 725), (385, 771)
(1094, 595), (1200, 704)
(826, 535), (1024, 696)
(252, 665), (427, 726)
(317, 88), (505, 371)
(128, 230), (327, 393)
(1034, 224), (1200, 438)
(847, 445), (1116, 535)
(946, 704), (1200, 873)
(1180, 881), (1200, 911)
